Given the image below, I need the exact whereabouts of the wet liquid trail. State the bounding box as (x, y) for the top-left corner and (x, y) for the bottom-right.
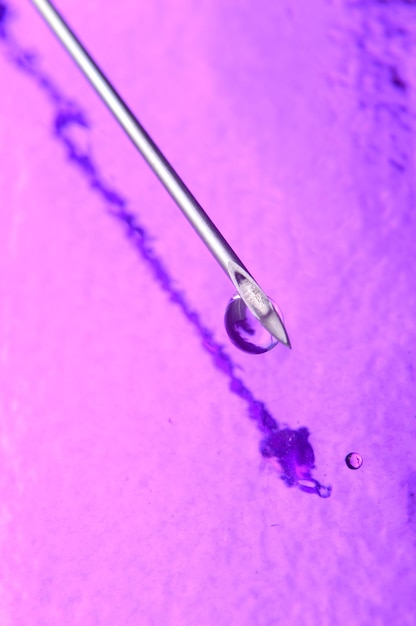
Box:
(0, 3), (331, 497)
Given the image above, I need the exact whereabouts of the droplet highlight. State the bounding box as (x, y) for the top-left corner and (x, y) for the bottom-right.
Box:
(224, 294), (280, 354)
(345, 452), (363, 470)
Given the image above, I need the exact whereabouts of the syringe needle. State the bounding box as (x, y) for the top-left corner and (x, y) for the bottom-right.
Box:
(31, 0), (291, 352)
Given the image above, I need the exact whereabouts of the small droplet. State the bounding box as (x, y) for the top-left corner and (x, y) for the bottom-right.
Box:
(345, 452), (363, 470)
(224, 294), (281, 354)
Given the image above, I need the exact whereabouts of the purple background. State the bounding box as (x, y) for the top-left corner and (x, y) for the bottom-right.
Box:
(1, 1), (416, 624)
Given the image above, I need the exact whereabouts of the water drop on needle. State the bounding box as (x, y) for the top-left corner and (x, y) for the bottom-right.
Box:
(345, 452), (363, 470)
(224, 294), (281, 354)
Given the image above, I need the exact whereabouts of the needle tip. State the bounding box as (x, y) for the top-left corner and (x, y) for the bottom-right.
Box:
(282, 332), (292, 350)
(227, 261), (292, 352)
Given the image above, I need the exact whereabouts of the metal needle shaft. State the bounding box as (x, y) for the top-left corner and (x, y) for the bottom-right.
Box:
(31, 0), (291, 349)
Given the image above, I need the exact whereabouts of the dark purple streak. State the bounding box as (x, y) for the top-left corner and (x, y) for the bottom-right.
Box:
(0, 2), (331, 498)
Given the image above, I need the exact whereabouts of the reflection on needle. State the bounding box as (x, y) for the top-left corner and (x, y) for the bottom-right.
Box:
(31, 0), (291, 353)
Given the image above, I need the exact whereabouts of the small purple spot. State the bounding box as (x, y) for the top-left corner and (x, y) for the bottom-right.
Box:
(345, 452), (363, 470)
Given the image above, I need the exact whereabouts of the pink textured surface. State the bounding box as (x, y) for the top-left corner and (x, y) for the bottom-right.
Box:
(1, 1), (416, 624)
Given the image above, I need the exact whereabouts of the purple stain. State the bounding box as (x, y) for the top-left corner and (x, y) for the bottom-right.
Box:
(261, 427), (331, 497)
(0, 5), (331, 498)
(0, 3), (7, 28)
(0, 1), (11, 40)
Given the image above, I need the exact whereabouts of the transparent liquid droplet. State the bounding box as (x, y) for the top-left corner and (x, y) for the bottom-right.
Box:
(345, 452), (363, 470)
(224, 294), (282, 354)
